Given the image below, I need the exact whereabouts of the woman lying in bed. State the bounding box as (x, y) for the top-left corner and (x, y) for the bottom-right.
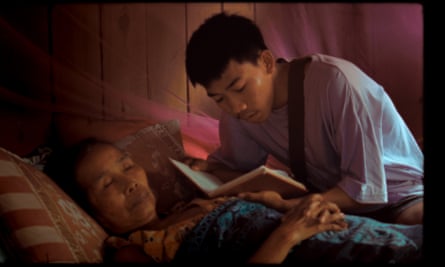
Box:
(45, 138), (423, 264)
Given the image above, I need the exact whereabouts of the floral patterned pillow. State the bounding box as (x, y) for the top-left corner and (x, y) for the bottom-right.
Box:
(114, 120), (199, 215)
(0, 147), (108, 263)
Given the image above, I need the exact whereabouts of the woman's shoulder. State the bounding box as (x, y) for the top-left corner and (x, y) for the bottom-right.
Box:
(158, 197), (233, 226)
(182, 196), (233, 212)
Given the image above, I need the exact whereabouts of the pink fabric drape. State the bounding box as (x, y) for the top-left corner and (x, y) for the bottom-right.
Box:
(257, 3), (422, 141)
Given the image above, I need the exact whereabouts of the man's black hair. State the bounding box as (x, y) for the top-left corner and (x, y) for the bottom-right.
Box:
(186, 12), (268, 88)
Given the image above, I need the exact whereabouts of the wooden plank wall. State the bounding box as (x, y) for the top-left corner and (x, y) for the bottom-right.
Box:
(0, 4), (52, 155)
(0, 2), (256, 154)
(50, 2), (256, 120)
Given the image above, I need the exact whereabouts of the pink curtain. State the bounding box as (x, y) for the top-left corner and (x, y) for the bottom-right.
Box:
(256, 3), (423, 142)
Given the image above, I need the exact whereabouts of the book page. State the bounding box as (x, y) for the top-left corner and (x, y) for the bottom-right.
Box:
(210, 166), (308, 198)
(169, 158), (223, 193)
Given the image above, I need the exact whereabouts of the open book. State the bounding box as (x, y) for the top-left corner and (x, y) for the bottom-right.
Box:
(169, 158), (308, 198)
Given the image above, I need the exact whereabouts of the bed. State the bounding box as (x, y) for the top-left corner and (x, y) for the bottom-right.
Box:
(0, 117), (424, 263)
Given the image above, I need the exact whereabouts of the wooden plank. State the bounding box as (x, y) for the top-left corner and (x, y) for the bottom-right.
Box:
(101, 3), (148, 118)
(186, 3), (222, 119)
(0, 5), (52, 155)
(222, 2), (254, 19)
(0, 5), (51, 100)
(52, 4), (104, 118)
(146, 3), (188, 113)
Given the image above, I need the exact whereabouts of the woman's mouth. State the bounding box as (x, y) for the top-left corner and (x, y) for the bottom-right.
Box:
(129, 189), (151, 209)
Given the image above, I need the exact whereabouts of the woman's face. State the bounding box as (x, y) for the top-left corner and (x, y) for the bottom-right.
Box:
(75, 143), (157, 234)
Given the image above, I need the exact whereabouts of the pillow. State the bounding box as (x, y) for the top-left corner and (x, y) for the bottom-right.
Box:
(114, 120), (199, 215)
(0, 147), (108, 263)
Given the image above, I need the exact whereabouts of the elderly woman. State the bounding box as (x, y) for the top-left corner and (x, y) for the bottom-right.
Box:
(45, 138), (423, 264)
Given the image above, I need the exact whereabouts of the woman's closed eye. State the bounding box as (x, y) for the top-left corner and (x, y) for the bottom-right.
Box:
(122, 160), (135, 172)
(213, 96), (224, 103)
(234, 86), (245, 92)
(120, 153), (135, 171)
(103, 176), (113, 189)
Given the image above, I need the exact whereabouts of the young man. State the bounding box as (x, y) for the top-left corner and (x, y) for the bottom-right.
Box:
(184, 12), (423, 225)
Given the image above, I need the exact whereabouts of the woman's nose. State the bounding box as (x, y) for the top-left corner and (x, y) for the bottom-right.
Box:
(126, 181), (139, 194)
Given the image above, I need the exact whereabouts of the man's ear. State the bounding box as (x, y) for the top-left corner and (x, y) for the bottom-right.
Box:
(260, 50), (275, 73)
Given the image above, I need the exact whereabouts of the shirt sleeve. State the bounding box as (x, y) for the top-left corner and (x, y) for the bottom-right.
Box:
(322, 59), (388, 204)
(207, 113), (269, 171)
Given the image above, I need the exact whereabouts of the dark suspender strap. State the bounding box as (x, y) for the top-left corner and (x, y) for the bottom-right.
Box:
(288, 57), (312, 188)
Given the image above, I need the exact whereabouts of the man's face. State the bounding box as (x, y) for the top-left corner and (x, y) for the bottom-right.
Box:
(76, 143), (157, 234)
(206, 53), (274, 123)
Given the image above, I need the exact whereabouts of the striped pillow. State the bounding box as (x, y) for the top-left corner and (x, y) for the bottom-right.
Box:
(0, 147), (108, 263)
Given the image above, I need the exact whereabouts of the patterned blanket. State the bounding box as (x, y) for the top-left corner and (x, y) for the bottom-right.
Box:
(174, 199), (423, 264)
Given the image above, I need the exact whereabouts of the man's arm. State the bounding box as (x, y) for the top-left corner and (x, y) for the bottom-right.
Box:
(238, 186), (366, 214)
(320, 186), (369, 213)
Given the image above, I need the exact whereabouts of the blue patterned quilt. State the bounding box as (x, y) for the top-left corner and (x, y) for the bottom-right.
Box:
(174, 199), (423, 264)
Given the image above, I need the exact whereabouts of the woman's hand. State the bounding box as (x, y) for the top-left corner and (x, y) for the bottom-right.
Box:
(278, 195), (348, 245)
(248, 194), (347, 264)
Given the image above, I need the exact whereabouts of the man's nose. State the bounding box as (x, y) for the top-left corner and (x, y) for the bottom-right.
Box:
(226, 97), (247, 117)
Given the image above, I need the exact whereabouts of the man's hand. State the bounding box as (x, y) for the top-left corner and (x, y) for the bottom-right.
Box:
(182, 156), (218, 172)
(182, 156), (243, 182)
(238, 190), (286, 211)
